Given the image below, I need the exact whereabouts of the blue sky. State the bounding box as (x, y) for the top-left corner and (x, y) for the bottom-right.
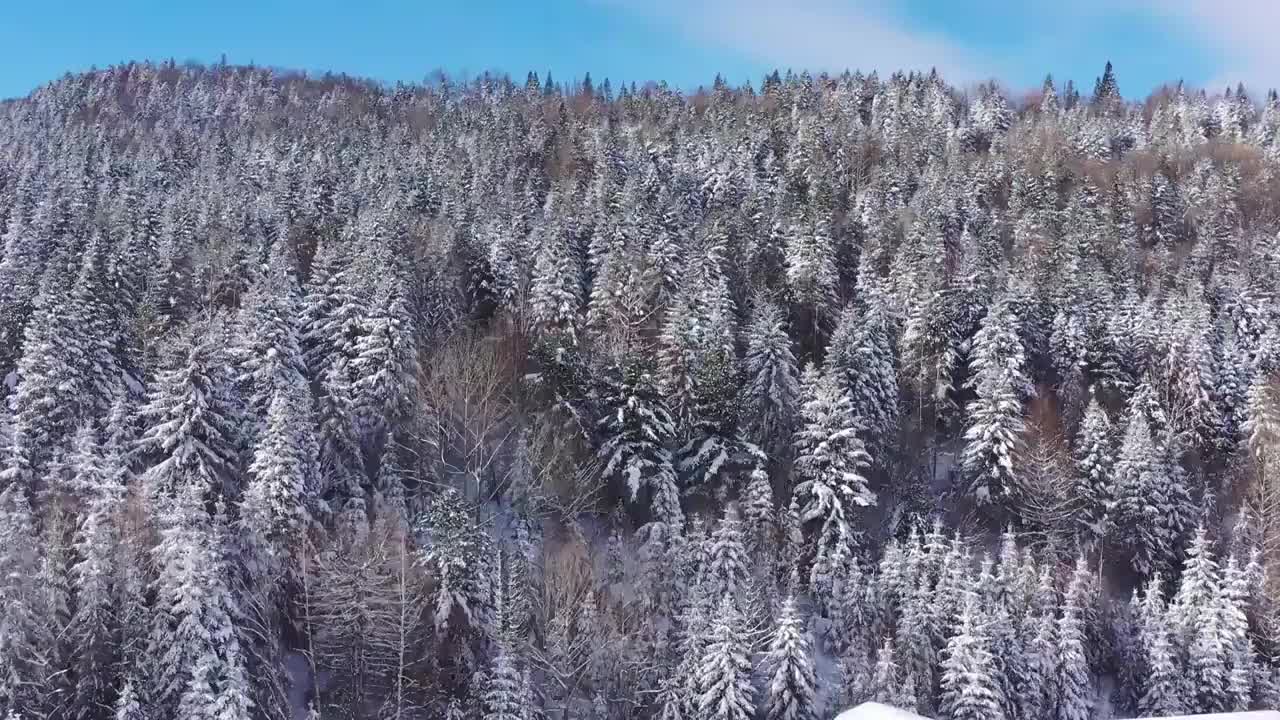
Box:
(1, 1), (1276, 100)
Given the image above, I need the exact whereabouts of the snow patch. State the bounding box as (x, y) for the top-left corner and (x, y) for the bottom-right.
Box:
(835, 708), (1280, 720)
(833, 702), (932, 720)
(1114, 714), (1280, 720)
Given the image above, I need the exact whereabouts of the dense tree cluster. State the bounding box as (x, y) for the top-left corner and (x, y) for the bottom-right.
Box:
(0, 58), (1279, 718)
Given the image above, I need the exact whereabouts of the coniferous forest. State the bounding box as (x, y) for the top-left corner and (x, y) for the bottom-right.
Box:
(2, 59), (1280, 720)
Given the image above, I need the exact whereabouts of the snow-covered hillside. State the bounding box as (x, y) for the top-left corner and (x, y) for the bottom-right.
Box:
(834, 703), (1280, 720)
(834, 702), (932, 720)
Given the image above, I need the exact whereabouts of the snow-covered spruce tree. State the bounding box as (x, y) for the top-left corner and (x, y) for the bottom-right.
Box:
(742, 295), (802, 459)
(137, 324), (245, 508)
(597, 358), (678, 507)
(1139, 603), (1187, 717)
(895, 553), (942, 706)
(67, 232), (123, 418)
(1128, 373), (1171, 439)
(1098, 293), (1139, 392)
(483, 645), (526, 720)
(114, 480), (152, 708)
(1056, 560), (1094, 720)
(0, 483), (45, 716)
(586, 216), (650, 342)
(241, 385), (316, 585)
(984, 600), (1021, 720)
(485, 212), (534, 315)
(938, 595), (1005, 720)
(826, 302), (899, 460)
(102, 389), (137, 493)
(352, 273), (420, 448)
(870, 637), (915, 713)
(761, 596), (816, 720)
(835, 646), (873, 714)
(1072, 393), (1114, 545)
(961, 295), (1033, 508)
(1188, 597), (1231, 714)
(1243, 372), (1280, 593)
(1219, 555), (1258, 712)
(842, 554), (884, 658)
(784, 206), (839, 322)
(1165, 526), (1238, 715)
(1112, 406), (1175, 577)
(677, 338), (764, 503)
(493, 542), (533, 648)
(417, 487), (491, 634)
(528, 211), (582, 347)
(1016, 604), (1055, 720)
(656, 676), (685, 720)
(68, 422), (126, 720)
(0, 215), (44, 379)
(37, 457), (76, 720)
(316, 355), (365, 504)
(27, 466), (72, 718)
(113, 677), (145, 720)
(230, 239), (310, 438)
(792, 364), (874, 588)
(1049, 308), (1089, 424)
(238, 383), (318, 718)
(1214, 328), (1251, 454)
(742, 464), (776, 553)
(143, 198), (201, 334)
(1161, 293), (1220, 454)
(657, 286), (703, 437)
(674, 574), (712, 720)
(6, 269), (87, 489)
(145, 482), (253, 719)
(597, 356), (685, 617)
(303, 234), (368, 386)
(1169, 526), (1221, 642)
(706, 504), (750, 605)
(697, 596), (755, 720)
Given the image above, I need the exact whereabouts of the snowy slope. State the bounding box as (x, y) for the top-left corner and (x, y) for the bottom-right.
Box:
(1115, 714), (1280, 720)
(833, 705), (1280, 720)
(833, 702), (932, 720)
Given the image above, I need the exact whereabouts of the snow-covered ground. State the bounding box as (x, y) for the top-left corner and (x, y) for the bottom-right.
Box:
(833, 702), (932, 720)
(1115, 714), (1280, 720)
(833, 704), (1280, 720)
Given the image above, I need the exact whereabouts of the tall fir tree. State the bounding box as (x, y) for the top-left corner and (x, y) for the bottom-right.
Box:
(792, 364), (874, 589)
(138, 325), (245, 509)
(938, 596), (1005, 720)
(1072, 394), (1114, 544)
(826, 303), (900, 459)
(697, 596), (755, 720)
(1056, 560), (1094, 720)
(0, 484), (44, 716)
(1139, 607), (1186, 717)
(962, 295), (1033, 507)
(743, 296), (802, 458)
(146, 482), (253, 719)
(1112, 407), (1174, 576)
(761, 596), (816, 720)
(68, 422), (126, 720)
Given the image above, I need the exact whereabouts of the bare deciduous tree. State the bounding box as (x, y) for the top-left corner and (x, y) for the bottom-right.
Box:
(421, 331), (516, 520)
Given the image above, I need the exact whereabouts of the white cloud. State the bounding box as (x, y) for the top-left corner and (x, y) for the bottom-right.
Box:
(597, 0), (1280, 94)
(595, 0), (993, 85)
(1131, 0), (1280, 93)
